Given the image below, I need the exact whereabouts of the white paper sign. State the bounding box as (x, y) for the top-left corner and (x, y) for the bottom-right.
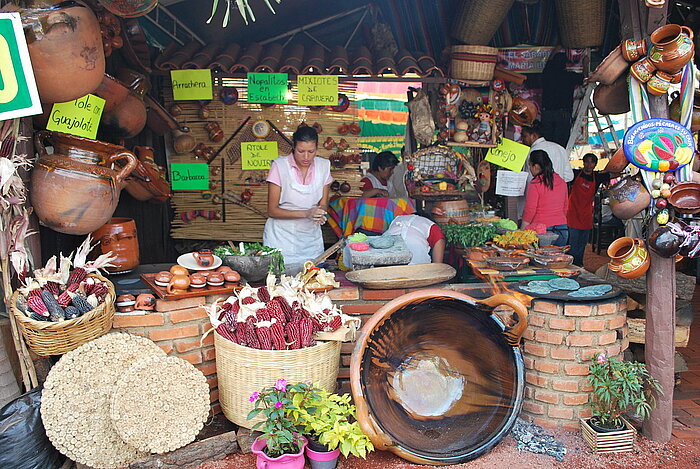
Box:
(495, 170), (529, 197)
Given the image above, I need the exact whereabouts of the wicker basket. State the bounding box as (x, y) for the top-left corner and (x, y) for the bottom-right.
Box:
(10, 274), (116, 357)
(450, 45), (498, 81)
(555, 0), (606, 48)
(215, 332), (341, 428)
(451, 0), (515, 45)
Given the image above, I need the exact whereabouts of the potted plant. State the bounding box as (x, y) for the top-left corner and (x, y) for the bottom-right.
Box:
(582, 352), (662, 453)
(287, 382), (374, 468)
(247, 379), (307, 469)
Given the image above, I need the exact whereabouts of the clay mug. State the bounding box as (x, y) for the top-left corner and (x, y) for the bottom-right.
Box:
(207, 272), (225, 286)
(648, 24), (694, 74)
(621, 39), (647, 62)
(647, 71), (673, 96)
(170, 265), (189, 276)
(135, 294), (156, 311)
(154, 271), (172, 287)
(189, 274), (207, 289)
(167, 274), (191, 294)
(193, 249), (215, 268)
(607, 237), (650, 279)
(630, 57), (656, 83)
(216, 265), (233, 273)
(116, 294), (136, 313)
(224, 270), (241, 283)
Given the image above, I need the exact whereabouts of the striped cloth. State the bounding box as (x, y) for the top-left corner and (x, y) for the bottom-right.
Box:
(327, 197), (416, 237)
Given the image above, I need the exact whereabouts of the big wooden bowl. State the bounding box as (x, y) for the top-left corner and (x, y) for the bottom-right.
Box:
(350, 290), (527, 465)
(345, 264), (456, 290)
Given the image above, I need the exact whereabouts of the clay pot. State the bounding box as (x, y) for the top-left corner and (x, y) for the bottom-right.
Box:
(92, 74), (147, 139)
(603, 147), (629, 173)
(432, 200), (470, 224)
(135, 293), (156, 310)
(509, 97), (538, 126)
(173, 129), (196, 154)
(116, 294), (136, 313)
(668, 181), (700, 214)
(97, 0), (158, 18)
(23, 2), (105, 103)
(224, 270), (241, 283)
(606, 177), (651, 220)
(648, 226), (683, 258)
(193, 249), (215, 268)
(216, 265), (233, 273)
(154, 271), (172, 287)
(648, 24), (695, 74)
(621, 39), (647, 62)
(630, 57), (656, 83)
(207, 272), (225, 286)
(647, 71), (674, 96)
(91, 217), (139, 273)
(189, 274), (207, 289)
(607, 237), (650, 279)
(125, 146), (172, 203)
(593, 76), (630, 115)
(30, 131), (137, 235)
(167, 273), (190, 294)
(170, 265), (189, 276)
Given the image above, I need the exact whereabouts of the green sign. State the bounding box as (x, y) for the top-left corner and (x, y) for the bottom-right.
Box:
(241, 141), (278, 170)
(485, 138), (530, 172)
(247, 73), (288, 103)
(171, 69), (213, 101)
(297, 75), (338, 106)
(170, 163), (209, 190)
(0, 13), (41, 120)
(46, 94), (105, 140)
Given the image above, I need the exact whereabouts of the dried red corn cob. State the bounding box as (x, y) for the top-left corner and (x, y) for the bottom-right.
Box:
(255, 323), (274, 350)
(257, 286), (271, 303)
(216, 323), (237, 342)
(273, 296), (294, 321)
(67, 267), (87, 286)
(65, 283), (80, 293)
(56, 290), (73, 308)
(231, 300), (241, 314)
(221, 302), (233, 312)
(29, 289), (42, 298)
(234, 323), (248, 346)
(27, 296), (49, 317)
(44, 282), (60, 296)
(270, 322), (286, 350)
(241, 296), (256, 305)
(243, 320), (261, 349)
(326, 315), (342, 332)
(299, 317), (314, 348)
(310, 315), (322, 333)
(285, 322), (301, 350)
(266, 300), (287, 326)
(91, 282), (108, 298)
(255, 307), (271, 322)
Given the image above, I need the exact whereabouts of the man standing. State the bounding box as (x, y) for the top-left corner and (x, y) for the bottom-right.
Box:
(566, 153), (611, 266)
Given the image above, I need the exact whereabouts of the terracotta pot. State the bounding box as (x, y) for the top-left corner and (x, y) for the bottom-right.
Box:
(173, 129), (196, 154)
(91, 217), (139, 273)
(630, 57), (656, 83)
(648, 24), (695, 74)
(135, 293), (155, 310)
(97, 0), (158, 18)
(23, 2), (105, 104)
(621, 39), (647, 62)
(30, 131), (137, 235)
(607, 237), (650, 279)
(593, 76), (630, 115)
(647, 71), (674, 96)
(93, 74), (147, 138)
(125, 146), (172, 203)
(509, 97), (538, 126)
(169, 265), (189, 276)
(668, 181), (700, 214)
(648, 226), (683, 258)
(193, 249), (215, 268)
(603, 147), (629, 173)
(350, 289), (528, 465)
(154, 271), (172, 287)
(431, 200), (470, 224)
(167, 273), (190, 294)
(606, 177), (651, 220)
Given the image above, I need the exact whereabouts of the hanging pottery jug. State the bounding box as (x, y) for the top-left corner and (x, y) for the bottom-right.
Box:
(607, 237), (650, 279)
(621, 39), (648, 62)
(91, 218), (140, 273)
(23, 2), (105, 103)
(124, 146), (172, 203)
(606, 177), (651, 220)
(92, 74), (147, 139)
(648, 24), (695, 74)
(30, 131), (138, 235)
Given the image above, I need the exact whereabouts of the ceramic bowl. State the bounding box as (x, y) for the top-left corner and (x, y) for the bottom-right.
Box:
(486, 256), (530, 271)
(154, 271), (172, 287)
(531, 254), (574, 269)
(223, 255), (282, 282)
(668, 182), (700, 214)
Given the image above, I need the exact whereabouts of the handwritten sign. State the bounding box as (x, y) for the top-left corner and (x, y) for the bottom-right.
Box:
(297, 75), (338, 106)
(485, 138), (530, 172)
(247, 73), (288, 103)
(495, 170), (529, 197)
(241, 141), (278, 170)
(170, 163), (209, 190)
(0, 13), (41, 120)
(171, 69), (213, 101)
(46, 94), (105, 139)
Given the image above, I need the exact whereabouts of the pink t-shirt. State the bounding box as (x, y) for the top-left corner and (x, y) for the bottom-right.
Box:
(267, 154), (333, 186)
(522, 173), (568, 227)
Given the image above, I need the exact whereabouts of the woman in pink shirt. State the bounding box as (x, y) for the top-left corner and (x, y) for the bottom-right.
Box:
(521, 150), (569, 247)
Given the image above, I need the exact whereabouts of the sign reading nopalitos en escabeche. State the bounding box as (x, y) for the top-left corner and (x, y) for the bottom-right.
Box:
(170, 163), (209, 190)
(46, 94), (105, 139)
(171, 69), (213, 101)
(0, 13), (42, 120)
(247, 72), (288, 103)
(297, 75), (338, 106)
(241, 141), (278, 170)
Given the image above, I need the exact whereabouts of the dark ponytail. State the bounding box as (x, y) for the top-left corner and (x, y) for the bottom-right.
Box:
(530, 150), (555, 190)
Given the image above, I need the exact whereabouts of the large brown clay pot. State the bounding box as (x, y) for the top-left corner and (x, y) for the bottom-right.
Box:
(607, 237), (650, 279)
(351, 289), (528, 465)
(23, 2), (105, 103)
(92, 74), (147, 139)
(30, 131), (138, 235)
(593, 76), (630, 115)
(606, 177), (650, 220)
(648, 24), (695, 74)
(91, 218), (139, 273)
(124, 146), (172, 203)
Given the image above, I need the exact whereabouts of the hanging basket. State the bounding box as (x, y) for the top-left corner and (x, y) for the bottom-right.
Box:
(555, 0), (607, 48)
(10, 274), (116, 357)
(451, 0), (516, 45)
(215, 332), (341, 428)
(450, 45), (498, 81)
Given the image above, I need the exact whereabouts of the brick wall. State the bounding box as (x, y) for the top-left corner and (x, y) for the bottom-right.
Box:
(521, 296), (629, 431)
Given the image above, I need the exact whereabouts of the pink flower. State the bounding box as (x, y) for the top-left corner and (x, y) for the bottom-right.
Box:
(275, 379), (287, 391)
(597, 353), (607, 363)
(249, 392), (259, 402)
(275, 401), (283, 409)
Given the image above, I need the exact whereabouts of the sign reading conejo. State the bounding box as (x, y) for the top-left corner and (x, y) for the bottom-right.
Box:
(171, 69), (213, 101)
(241, 141), (278, 170)
(170, 163), (209, 190)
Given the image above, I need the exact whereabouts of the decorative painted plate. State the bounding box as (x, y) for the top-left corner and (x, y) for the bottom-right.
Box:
(329, 93), (349, 112)
(252, 120), (271, 138)
(623, 118), (694, 172)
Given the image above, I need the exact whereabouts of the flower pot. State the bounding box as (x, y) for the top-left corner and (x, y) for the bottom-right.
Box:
(580, 417), (635, 453)
(30, 131), (138, 235)
(251, 436), (307, 469)
(606, 177), (650, 220)
(306, 441), (340, 469)
(91, 218), (139, 273)
(607, 237), (650, 279)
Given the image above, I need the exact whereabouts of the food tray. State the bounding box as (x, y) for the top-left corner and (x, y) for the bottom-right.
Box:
(140, 273), (241, 299)
(514, 279), (621, 302)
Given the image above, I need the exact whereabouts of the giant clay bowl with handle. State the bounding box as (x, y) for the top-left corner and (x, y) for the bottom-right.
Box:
(351, 289), (527, 465)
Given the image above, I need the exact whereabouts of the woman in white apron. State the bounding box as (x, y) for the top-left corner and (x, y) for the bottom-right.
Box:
(384, 214), (445, 265)
(263, 126), (332, 272)
(360, 151), (399, 198)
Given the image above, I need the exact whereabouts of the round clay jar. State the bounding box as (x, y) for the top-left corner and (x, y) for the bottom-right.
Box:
(170, 265), (189, 276)
(116, 294), (136, 313)
(216, 266), (233, 274)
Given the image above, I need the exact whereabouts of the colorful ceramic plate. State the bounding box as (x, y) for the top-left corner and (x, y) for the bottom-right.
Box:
(252, 120), (271, 138)
(329, 93), (349, 112)
(623, 118), (694, 172)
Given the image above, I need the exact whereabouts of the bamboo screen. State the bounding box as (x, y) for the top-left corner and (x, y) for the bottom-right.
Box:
(163, 77), (363, 241)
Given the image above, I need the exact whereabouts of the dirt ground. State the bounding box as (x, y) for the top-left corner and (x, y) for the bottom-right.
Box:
(197, 432), (700, 469)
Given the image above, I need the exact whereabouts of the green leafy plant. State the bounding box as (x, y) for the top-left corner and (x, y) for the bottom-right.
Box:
(214, 242), (284, 273)
(442, 223), (499, 249)
(247, 379), (304, 458)
(287, 382), (374, 458)
(587, 352), (662, 429)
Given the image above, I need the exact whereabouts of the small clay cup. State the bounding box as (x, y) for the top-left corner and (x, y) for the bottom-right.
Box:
(621, 39), (647, 62)
(189, 274), (207, 288)
(216, 265), (233, 274)
(224, 270), (241, 283)
(170, 265), (189, 276)
(167, 273), (191, 294)
(630, 57), (656, 83)
(193, 249), (215, 268)
(116, 294), (136, 313)
(154, 271), (173, 287)
(135, 293), (156, 310)
(647, 71), (673, 96)
(207, 272), (225, 286)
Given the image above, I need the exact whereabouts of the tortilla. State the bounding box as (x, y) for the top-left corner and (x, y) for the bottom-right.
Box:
(547, 278), (580, 291)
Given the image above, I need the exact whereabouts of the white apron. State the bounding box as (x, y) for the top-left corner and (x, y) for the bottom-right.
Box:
(385, 215), (433, 265)
(365, 172), (394, 196)
(263, 156), (329, 266)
